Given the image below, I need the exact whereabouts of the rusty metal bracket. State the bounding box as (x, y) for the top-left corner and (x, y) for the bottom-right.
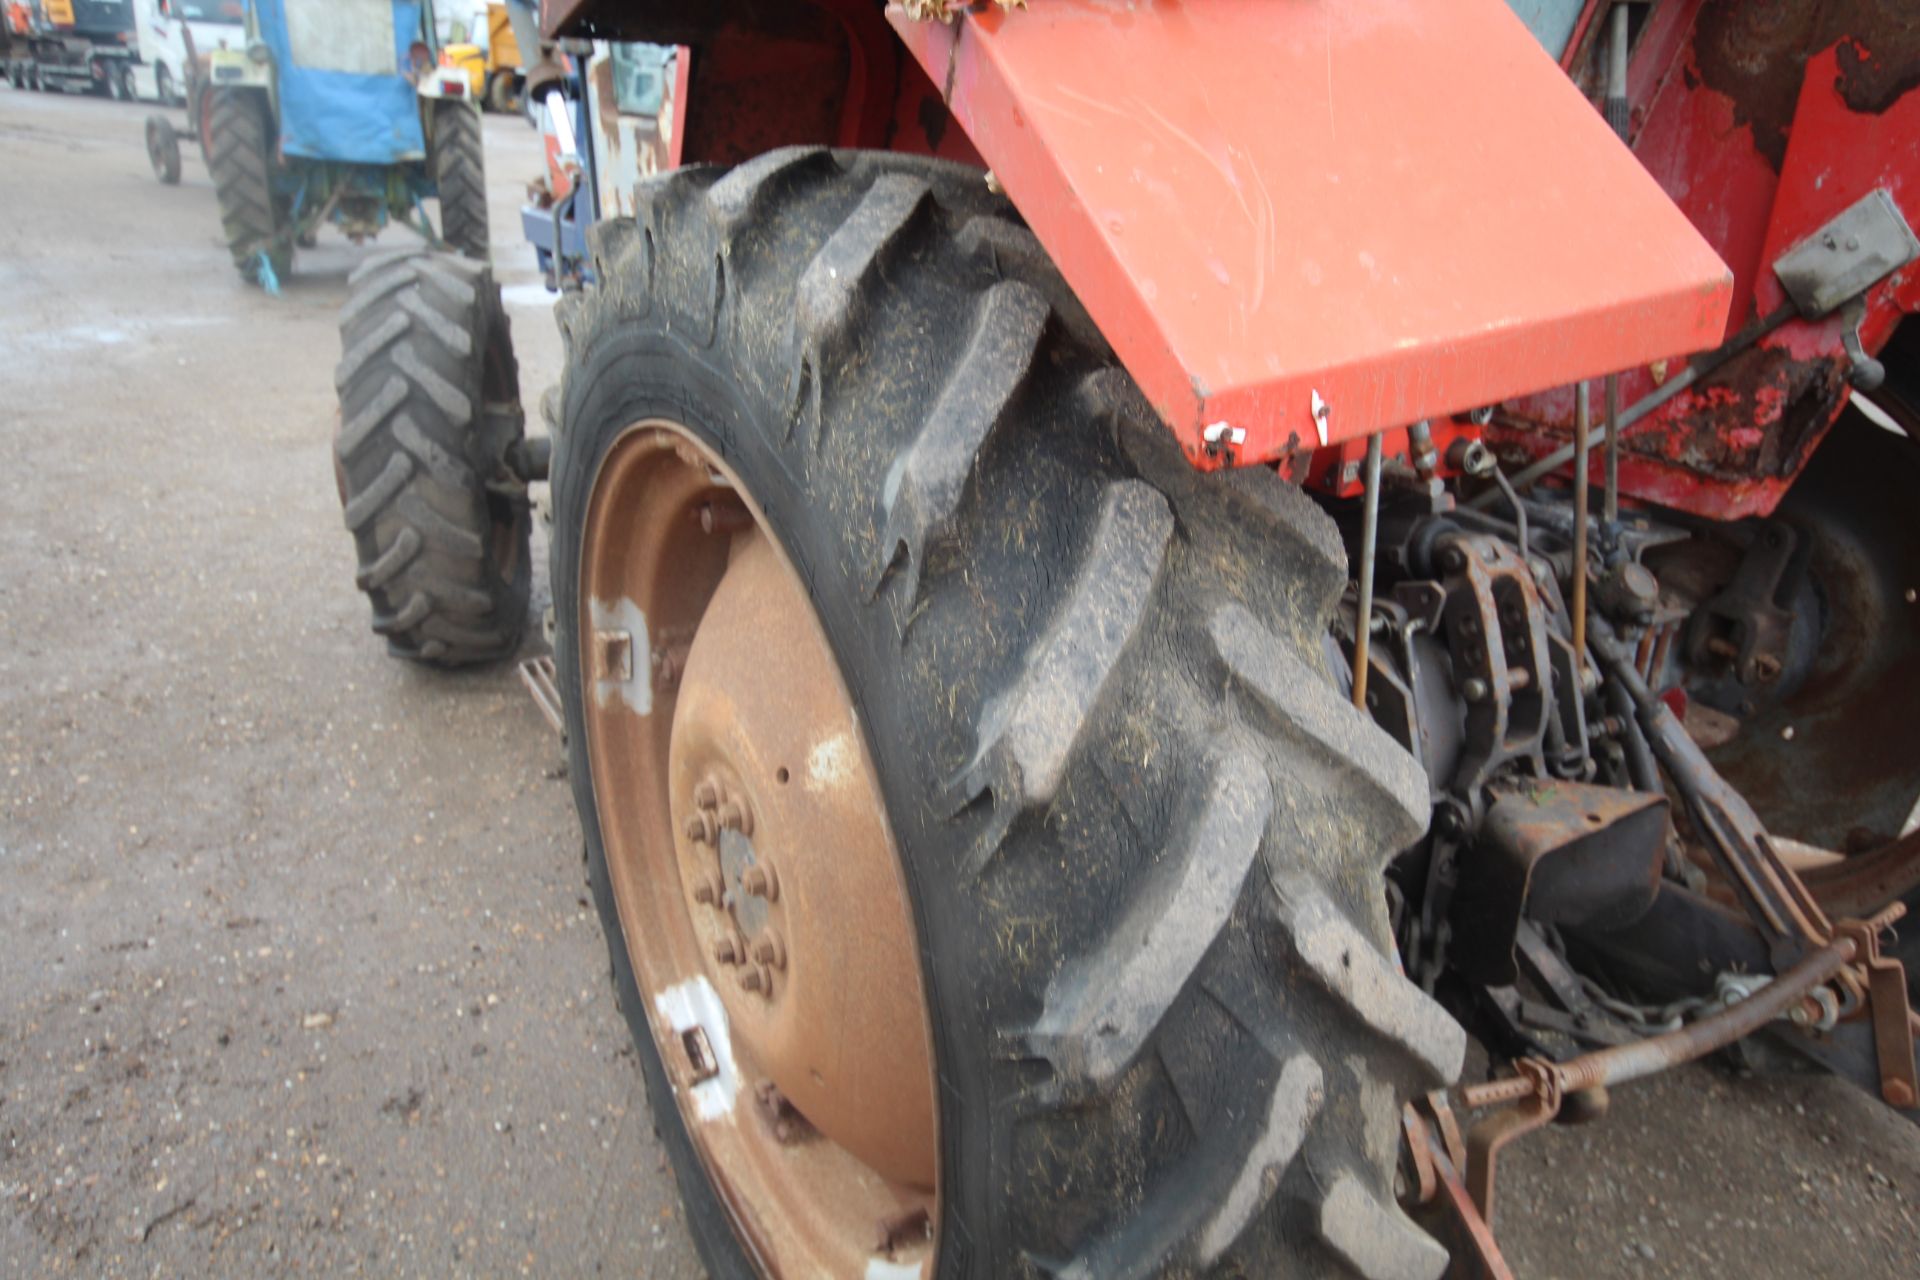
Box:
(1464, 1059), (1561, 1227)
(1833, 912), (1919, 1110)
(1404, 1099), (1519, 1280)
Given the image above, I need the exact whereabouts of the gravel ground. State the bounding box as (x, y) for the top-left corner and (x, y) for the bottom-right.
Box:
(3, 85), (1919, 1279)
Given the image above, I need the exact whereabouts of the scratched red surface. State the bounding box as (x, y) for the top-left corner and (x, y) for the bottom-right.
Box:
(890, 0), (1733, 468)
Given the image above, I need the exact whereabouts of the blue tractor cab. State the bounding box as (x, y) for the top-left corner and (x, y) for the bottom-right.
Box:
(203, 0), (488, 286)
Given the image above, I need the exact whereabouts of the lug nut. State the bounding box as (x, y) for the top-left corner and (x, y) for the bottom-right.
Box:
(690, 870), (724, 906)
(719, 801), (752, 836)
(742, 864), (779, 901)
(753, 931), (786, 970)
(738, 967), (764, 993)
(684, 811), (717, 845)
(713, 936), (740, 965)
(693, 779), (719, 810)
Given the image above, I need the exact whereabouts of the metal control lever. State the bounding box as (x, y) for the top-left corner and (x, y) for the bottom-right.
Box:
(1839, 298), (1887, 391)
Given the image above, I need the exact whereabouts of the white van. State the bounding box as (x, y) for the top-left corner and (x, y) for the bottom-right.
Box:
(127, 0), (243, 104)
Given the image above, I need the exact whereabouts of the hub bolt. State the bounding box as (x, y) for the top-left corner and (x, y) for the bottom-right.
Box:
(719, 801), (753, 836)
(684, 811), (717, 845)
(753, 931), (787, 970)
(713, 936), (741, 965)
(738, 966), (765, 993)
(690, 870), (724, 906)
(693, 779), (720, 810)
(742, 864), (780, 902)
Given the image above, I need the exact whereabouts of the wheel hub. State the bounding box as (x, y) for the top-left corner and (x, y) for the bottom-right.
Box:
(668, 532), (936, 1188)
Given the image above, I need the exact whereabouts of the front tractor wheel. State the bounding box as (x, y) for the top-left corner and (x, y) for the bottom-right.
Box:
(333, 247), (530, 666)
(552, 150), (1464, 1279)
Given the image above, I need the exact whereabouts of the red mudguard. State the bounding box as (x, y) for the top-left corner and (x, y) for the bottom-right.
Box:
(891, 0), (1733, 468)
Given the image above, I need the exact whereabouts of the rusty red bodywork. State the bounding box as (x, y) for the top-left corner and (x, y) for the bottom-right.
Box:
(1490, 1), (1920, 519)
(542, 0), (1919, 518)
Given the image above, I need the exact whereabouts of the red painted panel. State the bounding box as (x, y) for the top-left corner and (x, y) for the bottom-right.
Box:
(890, 0), (1732, 470)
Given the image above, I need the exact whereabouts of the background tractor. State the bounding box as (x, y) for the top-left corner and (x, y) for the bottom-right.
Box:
(201, 0), (488, 288)
(331, 0), (1920, 1276)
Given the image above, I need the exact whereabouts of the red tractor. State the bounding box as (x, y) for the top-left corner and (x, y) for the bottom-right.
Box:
(331, 1), (1920, 1275)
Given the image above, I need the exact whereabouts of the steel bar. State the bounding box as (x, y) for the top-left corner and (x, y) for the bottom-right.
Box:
(1571, 382), (1590, 668)
(1352, 431), (1385, 710)
(1461, 927), (1862, 1110)
(1602, 4), (1630, 525)
(1588, 618), (1831, 957)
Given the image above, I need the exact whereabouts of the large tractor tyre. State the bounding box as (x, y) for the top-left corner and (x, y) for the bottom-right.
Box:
(206, 88), (289, 284)
(550, 148), (1463, 1280)
(430, 101), (489, 260)
(333, 247), (530, 666)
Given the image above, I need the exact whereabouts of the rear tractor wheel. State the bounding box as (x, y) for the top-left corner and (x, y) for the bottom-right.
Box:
(552, 149), (1463, 1279)
(206, 88), (289, 284)
(430, 100), (488, 260)
(333, 247), (532, 666)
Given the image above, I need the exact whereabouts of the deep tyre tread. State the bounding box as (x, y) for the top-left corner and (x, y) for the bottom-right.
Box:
(430, 101), (489, 260)
(333, 247), (529, 667)
(206, 88), (288, 282)
(552, 148), (1461, 1279)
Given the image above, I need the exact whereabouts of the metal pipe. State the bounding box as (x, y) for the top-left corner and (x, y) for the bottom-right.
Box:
(1571, 382), (1590, 669)
(1602, 4), (1631, 526)
(1352, 431), (1385, 710)
(1461, 927), (1863, 1109)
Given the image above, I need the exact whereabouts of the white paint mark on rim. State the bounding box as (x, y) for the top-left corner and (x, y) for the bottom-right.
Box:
(653, 975), (741, 1121)
(806, 731), (856, 792)
(588, 596), (652, 715)
(865, 1258), (925, 1280)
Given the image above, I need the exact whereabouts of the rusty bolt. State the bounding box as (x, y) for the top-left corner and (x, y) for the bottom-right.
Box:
(1751, 653), (1784, 683)
(742, 863), (780, 901)
(690, 870), (725, 906)
(697, 498), (752, 535)
(592, 629), (633, 683)
(693, 779), (719, 810)
(737, 966), (764, 993)
(1439, 546), (1468, 574)
(713, 935), (740, 965)
(1886, 1079), (1916, 1110)
(753, 931), (786, 970)
(718, 801), (752, 836)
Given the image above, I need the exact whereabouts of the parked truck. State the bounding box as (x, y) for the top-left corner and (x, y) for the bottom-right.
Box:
(4, 0), (135, 96)
(332, 2), (1920, 1276)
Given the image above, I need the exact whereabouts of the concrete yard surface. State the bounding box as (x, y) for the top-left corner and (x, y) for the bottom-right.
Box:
(2, 85), (1919, 1279)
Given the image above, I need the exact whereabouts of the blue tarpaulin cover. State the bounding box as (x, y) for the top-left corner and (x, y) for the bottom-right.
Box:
(252, 0), (427, 166)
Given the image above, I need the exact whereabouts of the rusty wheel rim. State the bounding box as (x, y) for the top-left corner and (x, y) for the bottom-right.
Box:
(578, 421), (939, 1276)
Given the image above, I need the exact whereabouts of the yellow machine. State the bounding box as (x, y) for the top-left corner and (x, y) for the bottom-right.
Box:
(441, 3), (521, 113)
